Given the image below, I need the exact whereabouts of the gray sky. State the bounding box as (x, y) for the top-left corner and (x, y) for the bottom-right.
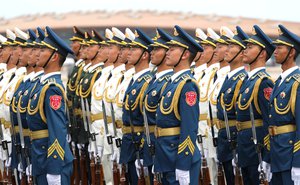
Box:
(1, 0), (299, 22)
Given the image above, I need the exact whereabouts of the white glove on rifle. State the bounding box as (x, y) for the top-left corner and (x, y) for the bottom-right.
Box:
(258, 161), (272, 182)
(134, 159), (148, 177)
(46, 174), (61, 185)
(95, 146), (103, 158)
(5, 157), (11, 167)
(292, 167), (300, 185)
(26, 164), (32, 182)
(175, 169), (190, 185)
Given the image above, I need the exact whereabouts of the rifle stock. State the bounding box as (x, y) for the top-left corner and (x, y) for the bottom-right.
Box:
(120, 164), (128, 185)
(217, 163), (226, 185)
(80, 149), (88, 185)
(113, 161), (120, 185)
(137, 165), (145, 185)
(234, 166), (244, 185)
(201, 158), (211, 185)
(90, 154), (96, 185)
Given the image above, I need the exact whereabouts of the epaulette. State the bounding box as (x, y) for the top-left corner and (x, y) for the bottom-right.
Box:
(289, 73), (300, 83)
(42, 78), (56, 85)
(158, 74), (172, 82)
(174, 74), (190, 83)
(77, 60), (85, 67)
(90, 65), (102, 73)
(233, 72), (246, 81)
(138, 74), (152, 83)
(251, 71), (268, 80)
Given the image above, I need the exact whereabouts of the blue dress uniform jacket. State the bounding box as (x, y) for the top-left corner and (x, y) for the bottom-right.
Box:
(236, 69), (274, 167)
(142, 71), (173, 167)
(268, 69), (300, 173)
(119, 70), (152, 164)
(154, 70), (201, 172)
(216, 69), (247, 162)
(26, 74), (73, 176)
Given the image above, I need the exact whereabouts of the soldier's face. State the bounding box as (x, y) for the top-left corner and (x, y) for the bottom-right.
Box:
(108, 44), (120, 63)
(150, 47), (167, 66)
(28, 47), (38, 67)
(165, 46), (185, 67)
(273, 44), (291, 64)
(36, 47), (53, 67)
(214, 43), (228, 62)
(80, 45), (88, 59)
(224, 44), (243, 63)
(19, 47), (33, 67)
(71, 41), (80, 56)
(87, 45), (100, 60)
(1, 46), (12, 62)
(10, 46), (22, 65)
(243, 43), (262, 64)
(97, 45), (109, 62)
(119, 47), (129, 63)
(199, 44), (215, 63)
(127, 47), (144, 65)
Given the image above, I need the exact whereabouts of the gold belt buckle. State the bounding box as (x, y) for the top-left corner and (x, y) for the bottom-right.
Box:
(236, 122), (241, 131)
(268, 126), (277, 136)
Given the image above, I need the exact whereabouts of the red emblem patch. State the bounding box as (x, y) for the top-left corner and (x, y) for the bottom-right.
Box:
(263, 87), (273, 100)
(50, 95), (62, 110)
(185, 91), (197, 106)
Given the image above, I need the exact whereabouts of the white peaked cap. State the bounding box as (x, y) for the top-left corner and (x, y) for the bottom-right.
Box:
(195, 28), (207, 41)
(207, 28), (220, 40)
(125, 28), (135, 41)
(0, 34), (7, 43)
(6, 29), (16, 41)
(105, 28), (113, 40)
(14, 27), (29, 40)
(220, 26), (234, 39)
(112, 27), (125, 40)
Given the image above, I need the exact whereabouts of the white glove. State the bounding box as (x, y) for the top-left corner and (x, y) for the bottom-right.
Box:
(258, 161), (272, 182)
(175, 169), (190, 185)
(292, 167), (300, 184)
(152, 165), (155, 175)
(17, 162), (24, 172)
(71, 141), (76, 148)
(26, 164), (32, 182)
(110, 149), (120, 162)
(46, 174), (61, 185)
(0, 148), (3, 161)
(95, 146), (103, 158)
(5, 157), (11, 167)
(66, 134), (71, 143)
(135, 159), (149, 177)
(77, 144), (84, 150)
(232, 154), (238, 168)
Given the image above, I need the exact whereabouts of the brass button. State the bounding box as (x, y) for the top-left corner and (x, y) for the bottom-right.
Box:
(41, 145), (45, 149)
(137, 132), (140, 136)
(289, 140), (293, 144)
(53, 155), (57, 159)
(170, 143), (175, 147)
(185, 151), (189, 156)
(269, 115), (272, 118)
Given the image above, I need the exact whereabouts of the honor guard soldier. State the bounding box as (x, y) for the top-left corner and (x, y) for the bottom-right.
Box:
(197, 27), (220, 185)
(268, 25), (300, 185)
(154, 25), (202, 185)
(137, 28), (174, 183)
(0, 34), (7, 79)
(216, 26), (249, 185)
(119, 28), (153, 184)
(236, 25), (275, 185)
(26, 26), (74, 184)
(193, 28), (207, 79)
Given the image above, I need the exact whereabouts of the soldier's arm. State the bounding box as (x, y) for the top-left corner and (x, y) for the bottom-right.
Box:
(176, 81), (200, 170)
(292, 82), (300, 167)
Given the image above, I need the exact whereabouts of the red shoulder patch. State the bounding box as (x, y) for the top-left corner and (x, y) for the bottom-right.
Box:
(185, 91), (197, 106)
(263, 87), (273, 101)
(50, 95), (62, 110)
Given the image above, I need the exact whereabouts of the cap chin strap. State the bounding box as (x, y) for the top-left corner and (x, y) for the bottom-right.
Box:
(5, 55), (11, 64)
(193, 54), (201, 64)
(16, 59), (20, 66)
(91, 51), (99, 61)
(76, 45), (82, 58)
(228, 49), (243, 64)
(174, 49), (186, 68)
(249, 49), (263, 65)
(42, 51), (55, 68)
(112, 55), (119, 64)
(133, 50), (145, 66)
(280, 47), (292, 65)
(206, 53), (214, 65)
(156, 52), (167, 67)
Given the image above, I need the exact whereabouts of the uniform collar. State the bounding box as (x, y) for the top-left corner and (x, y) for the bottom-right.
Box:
(102, 64), (114, 75)
(0, 63), (7, 71)
(40, 72), (60, 82)
(133, 68), (149, 82)
(15, 67), (26, 77)
(194, 63), (207, 74)
(83, 63), (92, 71)
(248, 67), (265, 78)
(124, 67), (135, 78)
(112, 64), (125, 76)
(31, 70), (44, 81)
(227, 66), (244, 79)
(75, 59), (84, 66)
(24, 71), (34, 82)
(279, 66), (299, 85)
(88, 62), (104, 72)
(156, 69), (173, 80)
(171, 69), (189, 82)
(217, 65), (230, 78)
(4, 67), (16, 78)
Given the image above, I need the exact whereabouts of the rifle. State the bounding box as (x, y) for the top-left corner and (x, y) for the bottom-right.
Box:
(79, 97), (89, 185)
(110, 102), (121, 185)
(142, 106), (162, 185)
(223, 106), (243, 185)
(17, 106), (33, 185)
(208, 102), (225, 185)
(129, 105), (145, 185)
(197, 134), (211, 185)
(249, 104), (268, 185)
(70, 106), (80, 185)
(120, 164), (128, 185)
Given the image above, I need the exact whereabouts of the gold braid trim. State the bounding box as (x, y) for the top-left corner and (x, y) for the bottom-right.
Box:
(125, 80), (150, 111)
(14, 76), (25, 92)
(18, 95), (27, 113)
(39, 83), (67, 123)
(144, 94), (157, 112)
(67, 64), (84, 92)
(178, 136), (195, 155)
(104, 76), (122, 103)
(200, 68), (217, 102)
(293, 140), (300, 153)
(47, 139), (65, 160)
(221, 78), (244, 111)
(139, 82), (150, 112)
(80, 69), (101, 98)
(160, 82), (168, 96)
